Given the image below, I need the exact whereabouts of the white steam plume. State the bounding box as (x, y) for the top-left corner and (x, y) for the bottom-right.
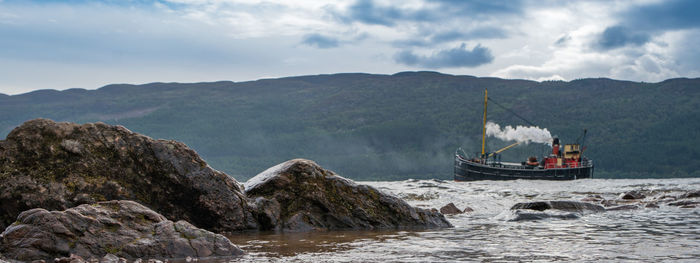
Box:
(485, 121), (552, 145)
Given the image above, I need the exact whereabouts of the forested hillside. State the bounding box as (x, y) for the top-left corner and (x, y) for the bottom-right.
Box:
(1, 72), (698, 180)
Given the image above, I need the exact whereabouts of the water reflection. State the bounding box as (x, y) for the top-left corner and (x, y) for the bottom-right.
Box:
(225, 229), (418, 258)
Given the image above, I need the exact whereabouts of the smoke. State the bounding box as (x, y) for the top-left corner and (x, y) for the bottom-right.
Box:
(485, 121), (552, 145)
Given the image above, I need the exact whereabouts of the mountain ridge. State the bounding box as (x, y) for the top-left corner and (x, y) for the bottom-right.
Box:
(2, 72), (699, 180)
(8, 72), (700, 99)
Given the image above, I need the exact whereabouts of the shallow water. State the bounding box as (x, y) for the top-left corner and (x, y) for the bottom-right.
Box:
(216, 178), (700, 262)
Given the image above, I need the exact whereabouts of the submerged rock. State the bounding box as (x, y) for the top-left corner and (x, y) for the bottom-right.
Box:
(668, 200), (700, 207)
(606, 205), (640, 211)
(508, 210), (580, 222)
(511, 201), (605, 213)
(0, 119), (256, 232)
(508, 200), (604, 221)
(439, 203), (463, 215)
(244, 159), (452, 231)
(620, 190), (646, 200)
(645, 203), (660, 208)
(680, 190), (700, 199)
(0, 200), (243, 261)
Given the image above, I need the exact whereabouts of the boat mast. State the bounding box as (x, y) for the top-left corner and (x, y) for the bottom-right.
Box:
(481, 88), (488, 157)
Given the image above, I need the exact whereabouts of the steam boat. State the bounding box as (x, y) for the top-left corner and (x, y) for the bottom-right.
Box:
(454, 89), (593, 181)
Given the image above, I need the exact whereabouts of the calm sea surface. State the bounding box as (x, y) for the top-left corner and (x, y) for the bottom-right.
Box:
(215, 178), (700, 262)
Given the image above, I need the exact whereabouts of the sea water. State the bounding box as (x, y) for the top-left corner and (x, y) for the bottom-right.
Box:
(220, 178), (700, 262)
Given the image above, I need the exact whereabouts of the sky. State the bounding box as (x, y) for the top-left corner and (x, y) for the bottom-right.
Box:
(1, 0), (699, 95)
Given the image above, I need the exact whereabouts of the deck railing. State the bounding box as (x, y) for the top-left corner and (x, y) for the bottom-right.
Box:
(456, 152), (593, 169)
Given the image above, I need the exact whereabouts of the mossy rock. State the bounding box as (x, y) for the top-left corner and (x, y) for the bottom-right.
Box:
(0, 119), (256, 232)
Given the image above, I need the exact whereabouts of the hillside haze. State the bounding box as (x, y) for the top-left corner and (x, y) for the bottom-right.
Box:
(1, 72), (699, 181)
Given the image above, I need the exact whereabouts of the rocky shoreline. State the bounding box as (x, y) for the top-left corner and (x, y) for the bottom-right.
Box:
(2, 119), (698, 262)
(0, 119), (451, 261)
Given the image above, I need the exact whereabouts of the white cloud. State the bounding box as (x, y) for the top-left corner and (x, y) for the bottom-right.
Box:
(0, 0), (698, 95)
(489, 1), (700, 82)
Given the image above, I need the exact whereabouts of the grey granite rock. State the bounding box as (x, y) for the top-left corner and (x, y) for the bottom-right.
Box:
(0, 200), (243, 261)
(245, 159), (452, 232)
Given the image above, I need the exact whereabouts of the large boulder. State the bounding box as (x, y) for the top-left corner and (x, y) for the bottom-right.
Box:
(0, 200), (243, 261)
(244, 159), (452, 231)
(0, 119), (256, 232)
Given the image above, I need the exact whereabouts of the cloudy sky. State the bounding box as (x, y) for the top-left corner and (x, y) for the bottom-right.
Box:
(1, 0), (699, 94)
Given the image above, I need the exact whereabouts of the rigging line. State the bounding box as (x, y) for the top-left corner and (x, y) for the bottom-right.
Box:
(487, 97), (538, 127)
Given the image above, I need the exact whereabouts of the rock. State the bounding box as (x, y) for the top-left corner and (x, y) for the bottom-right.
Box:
(0, 200), (243, 261)
(645, 203), (660, 208)
(511, 201), (551, 211)
(606, 205), (640, 211)
(0, 119), (256, 232)
(654, 195), (677, 203)
(669, 200), (700, 207)
(399, 192), (439, 201)
(439, 203), (463, 215)
(508, 210), (580, 222)
(680, 190), (700, 199)
(0, 119), (450, 235)
(511, 201), (605, 213)
(462, 207), (474, 213)
(244, 159), (452, 231)
(620, 190), (646, 200)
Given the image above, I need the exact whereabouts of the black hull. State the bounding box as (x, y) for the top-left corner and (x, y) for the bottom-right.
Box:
(454, 156), (593, 181)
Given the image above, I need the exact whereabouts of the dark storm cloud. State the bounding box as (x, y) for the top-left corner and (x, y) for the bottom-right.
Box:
(301, 34), (340, 48)
(395, 27), (508, 47)
(394, 43), (493, 68)
(595, 26), (650, 50)
(339, 0), (435, 26)
(432, 28), (507, 42)
(336, 0), (524, 26)
(621, 0), (700, 31)
(429, 0), (524, 16)
(594, 0), (700, 50)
